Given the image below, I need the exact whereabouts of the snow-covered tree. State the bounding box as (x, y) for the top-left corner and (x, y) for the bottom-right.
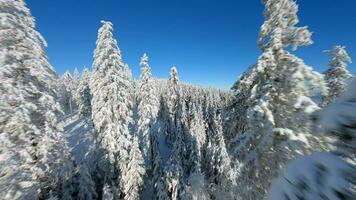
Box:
(102, 184), (114, 200)
(169, 67), (179, 86)
(122, 137), (146, 200)
(165, 162), (187, 200)
(155, 90), (171, 150)
(151, 127), (169, 200)
(322, 45), (353, 105)
(62, 70), (73, 88)
(73, 67), (80, 86)
(268, 81), (356, 199)
(152, 73), (231, 199)
(166, 66), (180, 145)
(0, 0), (75, 199)
(204, 107), (236, 199)
(159, 68), (187, 200)
(61, 70), (75, 114)
(71, 67), (80, 107)
(137, 53), (159, 169)
(124, 63), (136, 103)
(91, 20), (122, 173)
(77, 163), (98, 200)
(76, 68), (92, 117)
(231, 0), (327, 199)
(37, 95), (76, 200)
(187, 103), (206, 171)
(153, 167), (169, 200)
(90, 20), (134, 196)
(165, 93), (189, 200)
(224, 65), (260, 146)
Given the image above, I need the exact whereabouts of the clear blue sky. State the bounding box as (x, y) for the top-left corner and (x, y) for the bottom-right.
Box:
(26, 0), (356, 89)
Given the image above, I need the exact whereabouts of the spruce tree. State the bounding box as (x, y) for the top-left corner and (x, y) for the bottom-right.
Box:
(90, 20), (134, 196)
(123, 137), (146, 200)
(269, 81), (356, 199)
(91, 20), (122, 175)
(137, 53), (158, 169)
(0, 0), (74, 199)
(166, 66), (180, 145)
(77, 163), (98, 200)
(225, 64), (260, 146)
(151, 127), (169, 200)
(205, 106), (236, 199)
(322, 45), (353, 105)
(232, 0), (327, 198)
(73, 67), (80, 87)
(76, 68), (92, 117)
(165, 93), (188, 200)
(37, 96), (76, 200)
(124, 63), (136, 103)
(62, 70), (75, 114)
(187, 102), (206, 171)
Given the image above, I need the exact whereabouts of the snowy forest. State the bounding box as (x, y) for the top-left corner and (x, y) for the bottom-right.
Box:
(0, 0), (355, 200)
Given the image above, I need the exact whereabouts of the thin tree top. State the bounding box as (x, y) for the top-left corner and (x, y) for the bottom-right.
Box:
(325, 45), (352, 69)
(140, 53), (149, 68)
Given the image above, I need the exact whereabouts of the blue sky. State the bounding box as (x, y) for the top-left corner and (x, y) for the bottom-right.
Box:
(26, 0), (356, 89)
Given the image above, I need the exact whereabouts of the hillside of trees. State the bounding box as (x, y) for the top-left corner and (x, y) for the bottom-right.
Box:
(0, 0), (355, 199)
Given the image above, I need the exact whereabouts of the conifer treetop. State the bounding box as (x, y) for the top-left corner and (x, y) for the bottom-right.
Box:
(140, 53), (149, 67)
(169, 66), (179, 85)
(63, 69), (72, 78)
(258, 0), (313, 51)
(93, 20), (122, 72)
(325, 45), (352, 69)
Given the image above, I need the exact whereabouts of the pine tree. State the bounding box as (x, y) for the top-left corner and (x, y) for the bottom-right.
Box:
(232, 0), (327, 199)
(76, 68), (92, 117)
(122, 137), (146, 200)
(166, 66), (180, 145)
(204, 107), (236, 199)
(124, 63), (136, 103)
(185, 102), (209, 200)
(117, 65), (135, 198)
(72, 67), (80, 111)
(322, 45), (353, 105)
(78, 163), (98, 200)
(137, 53), (159, 169)
(225, 64), (260, 147)
(156, 95), (170, 149)
(165, 93), (188, 200)
(91, 20), (121, 173)
(90, 20), (133, 196)
(151, 128), (169, 200)
(161, 68), (186, 200)
(169, 67), (179, 85)
(73, 67), (80, 86)
(269, 81), (356, 199)
(37, 95), (76, 200)
(187, 102), (206, 172)
(62, 70), (76, 114)
(0, 0), (74, 199)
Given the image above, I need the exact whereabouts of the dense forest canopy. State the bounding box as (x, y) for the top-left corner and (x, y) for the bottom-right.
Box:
(0, 0), (355, 200)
